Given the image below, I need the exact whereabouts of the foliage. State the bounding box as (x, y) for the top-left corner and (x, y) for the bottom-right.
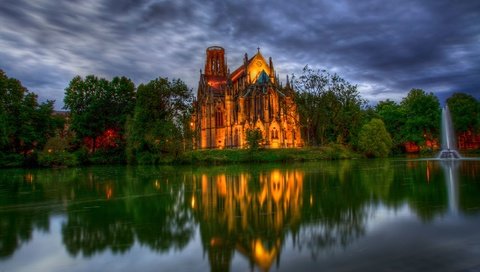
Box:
(0, 152), (24, 168)
(38, 136), (78, 167)
(245, 128), (263, 150)
(126, 77), (193, 164)
(63, 75), (135, 153)
(375, 99), (405, 150)
(399, 89), (440, 144)
(293, 65), (366, 146)
(38, 151), (78, 167)
(0, 69), (60, 163)
(180, 145), (358, 164)
(446, 92), (479, 133)
(358, 118), (393, 158)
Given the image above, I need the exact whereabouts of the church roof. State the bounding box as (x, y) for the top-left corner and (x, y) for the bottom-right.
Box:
(230, 49), (268, 82)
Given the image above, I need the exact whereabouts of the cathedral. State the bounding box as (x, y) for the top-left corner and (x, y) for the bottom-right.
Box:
(192, 46), (303, 149)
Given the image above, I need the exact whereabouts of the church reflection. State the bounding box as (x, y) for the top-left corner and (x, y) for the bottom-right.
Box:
(189, 169), (303, 271)
(2, 161), (480, 269)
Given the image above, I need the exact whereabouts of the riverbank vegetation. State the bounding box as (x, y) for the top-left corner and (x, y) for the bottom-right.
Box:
(1, 68), (479, 168)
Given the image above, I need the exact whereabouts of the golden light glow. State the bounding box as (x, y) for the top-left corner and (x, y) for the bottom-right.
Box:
(252, 239), (279, 271)
(24, 173), (34, 183)
(191, 196), (196, 209)
(105, 186), (113, 200)
(247, 55), (271, 83)
(207, 79), (226, 89)
(210, 237), (222, 247)
(216, 175), (227, 196)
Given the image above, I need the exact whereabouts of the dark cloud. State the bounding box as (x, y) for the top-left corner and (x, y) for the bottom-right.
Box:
(0, 0), (479, 109)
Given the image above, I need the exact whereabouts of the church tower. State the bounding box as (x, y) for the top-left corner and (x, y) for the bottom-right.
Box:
(205, 46), (227, 77)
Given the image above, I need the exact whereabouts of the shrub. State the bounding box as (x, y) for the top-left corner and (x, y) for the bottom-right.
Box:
(358, 118), (393, 158)
(246, 128), (263, 150)
(38, 136), (78, 167)
(38, 151), (78, 167)
(0, 152), (24, 168)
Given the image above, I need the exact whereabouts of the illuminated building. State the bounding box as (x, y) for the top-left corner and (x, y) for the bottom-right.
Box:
(192, 46), (303, 149)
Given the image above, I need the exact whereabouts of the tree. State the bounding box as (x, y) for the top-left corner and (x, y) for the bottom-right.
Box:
(446, 92), (479, 133)
(399, 89), (440, 145)
(245, 128), (263, 150)
(358, 118), (393, 158)
(126, 77), (193, 164)
(63, 75), (135, 153)
(293, 66), (365, 146)
(375, 99), (405, 149)
(0, 69), (59, 158)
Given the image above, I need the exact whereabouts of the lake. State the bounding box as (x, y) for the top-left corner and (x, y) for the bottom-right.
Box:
(1, 159), (480, 271)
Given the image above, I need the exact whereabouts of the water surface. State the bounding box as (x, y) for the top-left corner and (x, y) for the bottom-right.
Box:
(1, 159), (480, 271)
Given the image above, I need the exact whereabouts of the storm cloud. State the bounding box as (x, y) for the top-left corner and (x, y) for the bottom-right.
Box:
(1, 0), (479, 108)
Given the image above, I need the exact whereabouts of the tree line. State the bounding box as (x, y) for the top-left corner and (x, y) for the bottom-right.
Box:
(1, 67), (479, 167)
(293, 65), (480, 156)
(1, 70), (193, 167)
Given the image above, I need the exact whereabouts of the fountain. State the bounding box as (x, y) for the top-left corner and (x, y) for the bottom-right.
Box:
(438, 105), (461, 159)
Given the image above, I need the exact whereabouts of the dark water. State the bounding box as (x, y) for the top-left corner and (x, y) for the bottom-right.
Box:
(1, 159), (480, 272)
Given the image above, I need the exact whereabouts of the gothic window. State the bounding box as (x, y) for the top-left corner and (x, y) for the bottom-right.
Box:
(215, 108), (223, 127)
(234, 128), (239, 146)
(234, 104), (238, 123)
(272, 128), (279, 139)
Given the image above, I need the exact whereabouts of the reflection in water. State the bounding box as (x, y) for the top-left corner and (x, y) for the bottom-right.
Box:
(441, 161), (460, 214)
(190, 169), (303, 271)
(1, 161), (480, 271)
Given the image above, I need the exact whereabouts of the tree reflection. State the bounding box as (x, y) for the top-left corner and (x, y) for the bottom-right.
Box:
(295, 161), (370, 258)
(60, 166), (194, 257)
(457, 161), (480, 214)
(0, 171), (49, 258)
(1, 160), (480, 268)
(61, 200), (134, 256)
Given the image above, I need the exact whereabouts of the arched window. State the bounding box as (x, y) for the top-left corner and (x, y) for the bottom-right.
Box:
(215, 109), (223, 127)
(234, 128), (239, 146)
(272, 128), (279, 139)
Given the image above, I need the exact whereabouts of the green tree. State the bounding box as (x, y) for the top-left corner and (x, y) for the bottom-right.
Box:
(375, 99), (405, 150)
(245, 128), (263, 150)
(293, 66), (365, 146)
(446, 92), (479, 134)
(399, 89), (440, 145)
(126, 77), (193, 164)
(0, 69), (59, 161)
(358, 118), (393, 157)
(63, 75), (135, 153)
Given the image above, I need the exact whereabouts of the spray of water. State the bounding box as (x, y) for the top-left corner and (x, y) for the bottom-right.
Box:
(438, 105), (461, 159)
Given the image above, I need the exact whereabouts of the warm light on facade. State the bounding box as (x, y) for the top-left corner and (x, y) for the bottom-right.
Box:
(193, 46), (303, 149)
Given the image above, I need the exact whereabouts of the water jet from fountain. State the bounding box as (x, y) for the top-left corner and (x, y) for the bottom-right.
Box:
(438, 105), (461, 159)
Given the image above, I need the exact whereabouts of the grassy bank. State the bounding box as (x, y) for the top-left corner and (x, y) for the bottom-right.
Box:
(0, 144), (359, 168)
(177, 144), (359, 165)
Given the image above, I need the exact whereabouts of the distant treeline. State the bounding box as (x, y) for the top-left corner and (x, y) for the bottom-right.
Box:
(1, 68), (479, 167)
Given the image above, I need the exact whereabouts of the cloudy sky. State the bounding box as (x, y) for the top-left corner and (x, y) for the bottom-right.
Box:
(1, 0), (479, 109)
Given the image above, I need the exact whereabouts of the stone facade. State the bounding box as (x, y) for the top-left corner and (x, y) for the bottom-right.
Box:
(192, 46), (303, 149)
